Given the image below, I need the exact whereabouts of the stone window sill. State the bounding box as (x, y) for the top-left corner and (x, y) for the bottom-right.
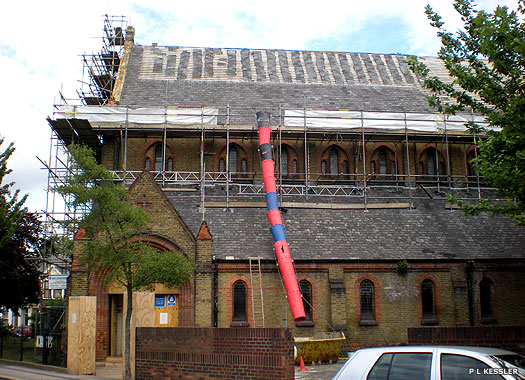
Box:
(230, 321), (249, 327)
(295, 320), (315, 327)
(480, 318), (497, 324)
(360, 320), (378, 326)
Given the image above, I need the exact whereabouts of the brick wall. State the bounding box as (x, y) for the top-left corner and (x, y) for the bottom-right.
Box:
(135, 328), (294, 380)
(111, 136), (477, 183)
(408, 326), (525, 356)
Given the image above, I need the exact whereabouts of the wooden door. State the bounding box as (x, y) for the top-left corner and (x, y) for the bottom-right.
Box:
(109, 294), (123, 357)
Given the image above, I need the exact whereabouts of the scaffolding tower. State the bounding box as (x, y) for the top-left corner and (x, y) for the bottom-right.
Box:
(78, 15), (127, 106)
(41, 15), (127, 259)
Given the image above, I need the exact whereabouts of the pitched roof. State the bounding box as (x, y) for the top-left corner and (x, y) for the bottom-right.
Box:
(168, 193), (525, 261)
(119, 46), (446, 122)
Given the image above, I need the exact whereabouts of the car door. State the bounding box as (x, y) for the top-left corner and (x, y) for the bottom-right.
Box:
(437, 349), (512, 380)
(364, 349), (436, 380)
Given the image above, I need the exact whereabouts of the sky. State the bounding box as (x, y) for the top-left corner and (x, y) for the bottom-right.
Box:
(0, 0), (519, 215)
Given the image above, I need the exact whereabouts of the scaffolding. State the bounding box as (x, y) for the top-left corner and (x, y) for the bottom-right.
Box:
(41, 16), (127, 261)
(41, 14), (494, 244)
(46, 103), (493, 226)
(78, 15), (127, 106)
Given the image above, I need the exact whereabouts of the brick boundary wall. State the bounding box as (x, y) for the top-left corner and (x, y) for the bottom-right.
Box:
(135, 328), (294, 380)
(408, 326), (525, 356)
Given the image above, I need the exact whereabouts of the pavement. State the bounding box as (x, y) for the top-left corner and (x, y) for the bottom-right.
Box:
(294, 360), (346, 380)
(0, 359), (121, 380)
(0, 358), (346, 380)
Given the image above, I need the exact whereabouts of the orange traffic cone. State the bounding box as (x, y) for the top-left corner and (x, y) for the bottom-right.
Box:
(299, 356), (308, 372)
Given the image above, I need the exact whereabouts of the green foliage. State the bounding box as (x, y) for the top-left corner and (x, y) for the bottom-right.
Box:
(55, 143), (194, 380)
(0, 138), (28, 248)
(0, 212), (42, 312)
(396, 260), (409, 275)
(409, 0), (525, 225)
(55, 143), (194, 291)
(0, 139), (41, 312)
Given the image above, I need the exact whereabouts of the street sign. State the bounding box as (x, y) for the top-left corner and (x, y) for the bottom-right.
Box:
(48, 275), (68, 290)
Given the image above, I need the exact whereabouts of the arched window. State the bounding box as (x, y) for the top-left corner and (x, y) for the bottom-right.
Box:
(276, 144), (300, 179)
(232, 281), (247, 323)
(330, 148), (338, 177)
(143, 142), (175, 172)
(379, 148), (388, 175)
(292, 159), (298, 178)
(360, 280), (375, 323)
(218, 143), (248, 178)
(154, 144), (163, 171)
(426, 153), (435, 176)
(480, 278), (494, 321)
(280, 147), (289, 176)
(299, 280), (312, 322)
(466, 149), (479, 181)
(321, 145), (350, 178)
(229, 145), (237, 173)
(421, 279), (436, 323)
(419, 147), (446, 180)
(370, 146), (397, 179)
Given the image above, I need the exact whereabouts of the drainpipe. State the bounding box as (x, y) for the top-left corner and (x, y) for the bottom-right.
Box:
(213, 255), (218, 327)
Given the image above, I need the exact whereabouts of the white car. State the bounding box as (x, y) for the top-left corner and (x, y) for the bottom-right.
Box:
(333, 346), (525, 380)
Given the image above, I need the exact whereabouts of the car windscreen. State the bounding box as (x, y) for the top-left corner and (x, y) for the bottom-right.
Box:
(494, 355), (525, 370)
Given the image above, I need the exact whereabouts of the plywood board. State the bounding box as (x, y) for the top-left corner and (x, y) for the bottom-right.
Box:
(127, 292), (155, 380)
(67, 296), (96, 375)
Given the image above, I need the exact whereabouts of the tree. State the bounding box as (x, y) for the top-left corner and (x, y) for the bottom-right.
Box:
(0, 138), (28, 248)
(0, 211), (42, 313)
(0, 139), (41, 313)
(55, 143), (194, 380)
(409, 0), (525, 225)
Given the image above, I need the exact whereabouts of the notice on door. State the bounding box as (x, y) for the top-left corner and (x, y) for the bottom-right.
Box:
(159, 312), (168, 325)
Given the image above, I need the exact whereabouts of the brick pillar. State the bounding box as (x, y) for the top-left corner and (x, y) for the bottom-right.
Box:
(69, 229), (89, 297)
(329, 267), (347, 331)
(451, 263), (470, 326)
(195, 221), (214, 327)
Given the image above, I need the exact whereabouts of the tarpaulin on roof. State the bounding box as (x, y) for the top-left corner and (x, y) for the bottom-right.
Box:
(54, 105), (218, 125)
(284, 109), (497, 133)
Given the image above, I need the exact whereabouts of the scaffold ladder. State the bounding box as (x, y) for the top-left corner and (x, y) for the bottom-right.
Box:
(249, 257), (265, 328)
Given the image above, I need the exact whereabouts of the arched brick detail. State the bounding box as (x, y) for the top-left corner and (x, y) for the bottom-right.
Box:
(216, 141), (251, 175)
(416, 273), (441, 325)
(416, 143), (446, 161)
(354, 274), (380, 325)
(477, 273), (498, 323)
(416, 143), (447, 176)
(87, 233), (193, 361)
(366, 143), (400, 177)
(226, 275), (253, 327)
(131, 234), (181, 254)
(464, 144), (479, 178)
(318, 142), (353, 177)
(87, 268), (112, 361)
(140, 139), (177, 170)
(296, 274), (317, 325)
(275, 142), (303, 179)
